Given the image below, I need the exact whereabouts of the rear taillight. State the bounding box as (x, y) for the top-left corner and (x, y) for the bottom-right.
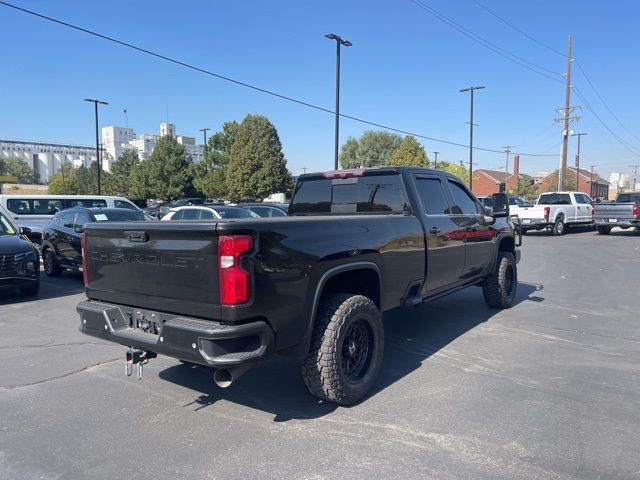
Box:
(218, 235), (253, 305)
(544, 206), (550, 221)
(81, 233), (89, 287)
(633, 203), (639, 217)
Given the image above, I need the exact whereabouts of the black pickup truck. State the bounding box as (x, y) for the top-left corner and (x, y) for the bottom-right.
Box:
(77, 167), (521, 404)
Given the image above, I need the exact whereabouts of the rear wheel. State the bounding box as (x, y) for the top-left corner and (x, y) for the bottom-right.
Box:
(482, 252), (517, 309)
(596, 226), (611, 235)
(301, 294), (384, 405)
(552, 216), (566, 236)
(43, 249), (61, 277)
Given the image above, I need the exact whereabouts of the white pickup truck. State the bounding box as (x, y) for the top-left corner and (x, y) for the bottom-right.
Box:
(516, 192), (594, 235)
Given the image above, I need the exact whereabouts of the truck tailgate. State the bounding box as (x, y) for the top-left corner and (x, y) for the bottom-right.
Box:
(594, 203), (636, 221)
(84, 221), (222, 319)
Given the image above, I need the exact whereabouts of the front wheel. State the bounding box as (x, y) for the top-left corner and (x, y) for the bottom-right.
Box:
(596, 226), (611, 235)
(482, 252), (517, 309)
(301, 294), (384, 405)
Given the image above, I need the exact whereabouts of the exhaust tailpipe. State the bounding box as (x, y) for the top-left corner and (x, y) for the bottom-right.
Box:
(213, 364), (252, 388)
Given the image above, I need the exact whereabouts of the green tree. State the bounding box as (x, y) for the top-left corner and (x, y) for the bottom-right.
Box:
(193, 121), (239, 198)
(339, 130), (402, 168)
(389, 136), (429, 167)
(130, 136), (194, 200)
(0, 156), (35, 183)
(104, 149), (139, 196)
(511, 175), (538, 199)
(437, 161), (470, 185)
(48, 164), (79, 194)
(225, 114), (293, 202)
(338, 137), (360, 169)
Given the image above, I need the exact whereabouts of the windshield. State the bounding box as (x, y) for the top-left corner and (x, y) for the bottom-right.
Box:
(92, 210), (146, 222)
(215, 207), (259, 218)
(0, 212), (17, 235)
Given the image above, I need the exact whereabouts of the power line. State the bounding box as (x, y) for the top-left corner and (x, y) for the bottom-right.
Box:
(0, 0), (559, 158)
(469, 0), (566, 57)
(408, 0), (564, 83)
(574, 87), (640, 157)
(575, 60), (640, 144)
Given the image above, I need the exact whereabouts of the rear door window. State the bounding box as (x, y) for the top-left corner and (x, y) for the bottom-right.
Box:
(65, 199), (108, 208)
(180, 209), (199, 220)
(33, 199), (62, 214)
(414, 177), (450, 215)
(114, 200), (137, 210)
(198, 209), (215, 219)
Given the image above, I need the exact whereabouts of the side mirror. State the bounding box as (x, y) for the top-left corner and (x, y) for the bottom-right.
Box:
(19, 226), (32, 235)
(74, 226), (85, 234)
(491, 192), (510, 218)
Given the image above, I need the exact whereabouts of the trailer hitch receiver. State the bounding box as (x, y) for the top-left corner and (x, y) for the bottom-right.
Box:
(125, 349), (157, 380)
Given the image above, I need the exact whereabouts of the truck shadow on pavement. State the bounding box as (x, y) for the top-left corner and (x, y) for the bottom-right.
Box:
(159, 282), (541, 422)
(0, 271), (84, 305)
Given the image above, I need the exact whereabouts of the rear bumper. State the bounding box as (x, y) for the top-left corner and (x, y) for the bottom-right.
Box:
(594, 218), (640, 228)
(518, 219), (550, 230)
(77, 300), (274, 368)
(0, 276), (39, 289)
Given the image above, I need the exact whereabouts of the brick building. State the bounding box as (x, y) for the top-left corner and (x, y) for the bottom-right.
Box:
(471, 169), (520, 196)
(537, 167), (610, 199)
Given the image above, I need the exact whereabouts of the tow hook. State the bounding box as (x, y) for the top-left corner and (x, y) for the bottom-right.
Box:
(125, 349), (157, 380)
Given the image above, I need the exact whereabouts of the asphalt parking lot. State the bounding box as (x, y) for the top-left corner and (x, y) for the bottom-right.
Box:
(1, 228), (639, 479)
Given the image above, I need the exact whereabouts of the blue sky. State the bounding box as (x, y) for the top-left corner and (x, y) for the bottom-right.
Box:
(1, 0), (639, 180)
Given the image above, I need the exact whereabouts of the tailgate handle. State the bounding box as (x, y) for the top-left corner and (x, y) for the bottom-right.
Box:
(125, 231), (148, 242)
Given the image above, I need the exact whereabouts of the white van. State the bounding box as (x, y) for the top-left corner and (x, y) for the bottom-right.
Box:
(0, 195), (141, 242)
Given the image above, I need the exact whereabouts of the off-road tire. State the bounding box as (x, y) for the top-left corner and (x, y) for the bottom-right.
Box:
(43, 248), (61, 277)
(596, 226), (611, 235)
(482, 252), (517, 309)
(301, 294), (384, 405)
(19, 281), (40, 296)
(552, 216), (566, 236)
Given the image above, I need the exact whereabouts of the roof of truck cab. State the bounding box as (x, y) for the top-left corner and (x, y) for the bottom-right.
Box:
(298, 167), (455, 179)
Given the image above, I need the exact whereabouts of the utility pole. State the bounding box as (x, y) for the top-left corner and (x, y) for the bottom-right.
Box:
(199, 128), (210, 146)
(502, 145), (515, 192)
(433, 151), (439, 169)
(555, 36), (580, 192)
(589, 165), (595, 197)
(122, 109), (128, 129)
(460, 85), (485, 190)
(630, 164), (639, 192)
(571, 132), (587, 191)
(83, 98), (108, 195)
(302, 167), (308, 174)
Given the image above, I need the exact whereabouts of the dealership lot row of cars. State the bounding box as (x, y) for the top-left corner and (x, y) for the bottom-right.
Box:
(0, 194), (288, 297)
(1, 188), (638, 299)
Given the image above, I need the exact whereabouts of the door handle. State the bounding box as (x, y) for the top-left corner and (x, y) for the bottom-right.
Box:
(465, 226), (477, 232)
(429, 227), (441, 234)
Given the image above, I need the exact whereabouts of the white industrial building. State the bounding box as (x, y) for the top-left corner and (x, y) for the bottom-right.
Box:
(1, 122), (204, 183)
(102, 122), (204, 165)
(0, 139), (98, 182)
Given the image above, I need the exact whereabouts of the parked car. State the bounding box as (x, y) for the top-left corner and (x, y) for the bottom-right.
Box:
(478, 196), (533, 217)
(77, 167), (521, 405)
(236, 203), (287, 217)
(593, 192), (640, 234)
(0, 205), (40, 296)
(41, 207), (147, 277)
(0, 195), (141, 244)
(516, 191), (594, 235)
(161, 205), (260, 220)
(158, 198), (205, 218)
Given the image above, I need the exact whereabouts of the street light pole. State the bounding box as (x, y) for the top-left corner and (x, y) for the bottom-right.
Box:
(459, 86), (485, 190)
(84, 98), (108, 195)
(325, 33), (352, 170)
(571, 132), (587, 191)
(433, 151), (439, 169)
